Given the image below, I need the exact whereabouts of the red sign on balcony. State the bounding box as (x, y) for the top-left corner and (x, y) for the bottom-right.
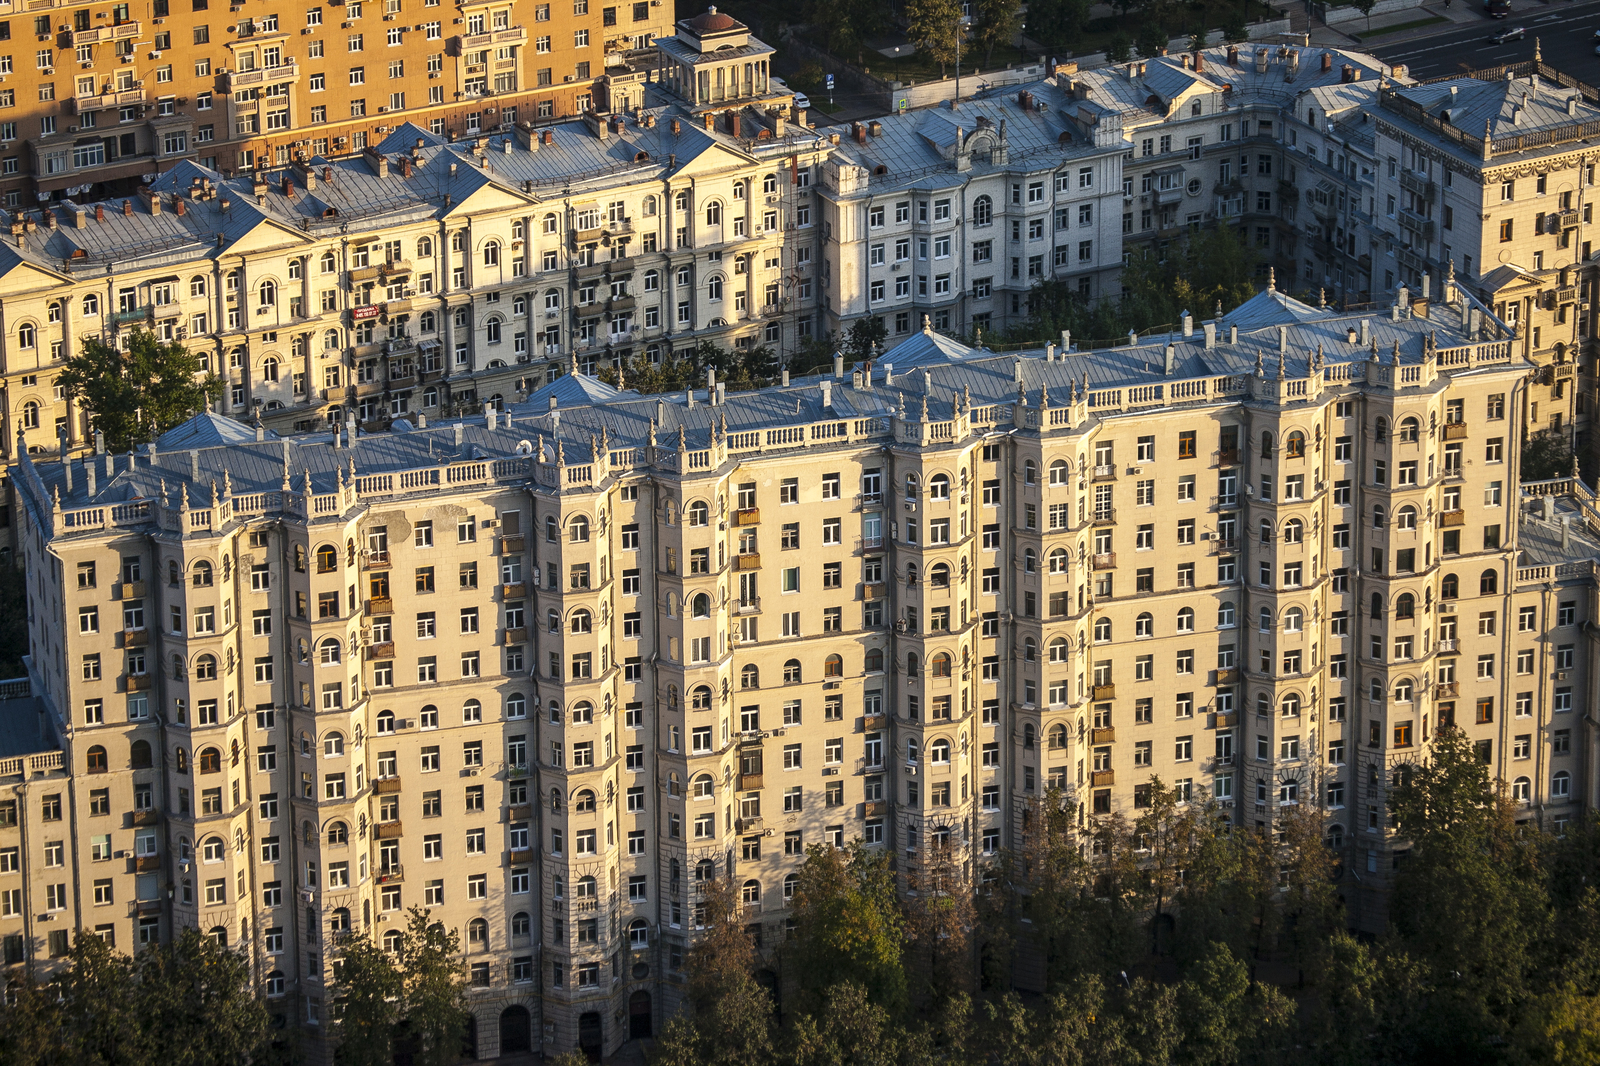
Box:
(352, 305), (380, 321)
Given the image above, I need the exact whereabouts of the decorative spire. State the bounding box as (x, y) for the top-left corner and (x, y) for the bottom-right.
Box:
(558, 438), (568, 465)
(210, 479), (219, 507)
(1040, 384), (1050, 409)
(222, 469), (233, 499)
(1391, 339), (1401, 365)
(1446, 258), (1456, 283)
(1318, 287), (1327, 309)
(1016, 381), (1027, 406)
(589, 433), (598, 463)
(648, 420), (657, 448)
(1370, 339), (1380, 362)
(975, 326), (983, 349)
(1267, 265), (1276, 292)
(1276, 348), (1286, 380)
(1535, 36), (1542, 62)
(180, 483), (190, 512)
(1314, 342), (1324, 370)
(1254, 350), (1264, 377)
(676, 424), (686, 452)
(922, 314), (932, 336)
(963, 384), (971, 410)
(897, 391), (906, 419)
(920, 394), (930, 422)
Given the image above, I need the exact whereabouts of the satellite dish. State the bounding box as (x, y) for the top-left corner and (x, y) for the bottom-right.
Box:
(515, 439), (534, 456)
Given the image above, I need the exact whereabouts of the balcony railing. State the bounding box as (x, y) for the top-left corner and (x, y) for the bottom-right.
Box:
(374, 776), (402, 794)
(733, 508), (760, 526)
(1440, 510), (1465, 527)
(733, 553), (761, 571)
(1090, 770), (1115, 786)
(1443, 422), (1468, 440)
(1090, 726), (1116, 744)
(375, 865), (404, 884)
(1090, 684), (1115, 700)
(375, 821), (403, 838)
(1435, 682), (1459, 699)
(1091, 553), (1116, 570)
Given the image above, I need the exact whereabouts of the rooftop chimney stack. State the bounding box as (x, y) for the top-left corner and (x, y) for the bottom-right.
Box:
(1181, 310), (1193, 337)
(1203, 321), (1217, 349)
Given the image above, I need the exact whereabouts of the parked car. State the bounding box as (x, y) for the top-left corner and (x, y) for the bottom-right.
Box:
(793, 91), (811, 110)
(1485, 0), (1512, 18)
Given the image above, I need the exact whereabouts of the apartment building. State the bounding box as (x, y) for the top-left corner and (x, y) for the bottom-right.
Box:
(1284, 78), (1383, 304)
(5, 277), (1597, 1058)
(813, 86), (1129, 343)
(1369, 56), (1600, 474)
(0, 54), (824, 470)
(0, 0), (679, 207)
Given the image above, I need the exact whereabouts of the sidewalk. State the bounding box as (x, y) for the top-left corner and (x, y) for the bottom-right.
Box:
(1305, 0), (1487, 47)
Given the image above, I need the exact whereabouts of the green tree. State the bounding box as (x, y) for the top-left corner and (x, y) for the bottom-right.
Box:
(1347, 0), (1378, 32)
(331, 931), (404, 1066)
(786, 841), (906, 1013)
(1174, 943), (1295, 1066)
(0, 561), (29, 678)
(1024, 0), (1092, 55)
(904, 0), (964, 75)
(396, 909), (469, 1066)
(840, 316), (888, 364)
(971, 0), (1022, 67)
(1134, 22), (1169, 59)
(788, 982), (905, 1066)
(903, 843), (977, 1007)
(51, 932), (142, 1066)
(0, 970), (70, 1066)
(56, 330), (222, 454)
(133, 928), (270, 1066)
(1523, 428), (1576, 481)
(1220, 12), (1250, 43)
(1104, 32), (1134, 63)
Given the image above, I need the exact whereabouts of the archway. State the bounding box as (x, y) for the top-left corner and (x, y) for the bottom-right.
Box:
(578, 1011), (604, 1061)
(499, 1005), (530, 1054)
(628, 989), (653, 1039)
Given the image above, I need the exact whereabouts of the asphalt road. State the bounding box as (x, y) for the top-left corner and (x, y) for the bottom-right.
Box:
(1368, 0), (1600, 79)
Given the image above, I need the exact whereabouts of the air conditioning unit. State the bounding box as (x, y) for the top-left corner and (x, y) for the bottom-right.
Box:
(300, 889), (315, 902)
(1556, 671), (1570, 680)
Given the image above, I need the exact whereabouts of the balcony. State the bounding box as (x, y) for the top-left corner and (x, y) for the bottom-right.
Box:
(1092, 464), (1117, 482)
(365, 641), (395, 660)
(1435, 682), (1459, 699)
(462, 25), (529, 48)
(70, 21), (141, 44)
(1399, 170), (1436, 201)
(1442, 422), (1468, 440)
(1210, 537), (1239, 555)
(500, 535), (525, 553)
(736, 817), (763, 834)
(733, 553), (761, 572)
(509, 849), (535, 865)
(374, 776), (403, 794)
(375, 865), (404, 884)
(1215, 668), (1238, 685)
(508, 804), (533, 821)
(123, 628), (149, 647)
(1437, 638), (1458, 653)
(1090, 770), (1115, 787)
(364, 550), (391, 569)
(1215, 448), (1239, 466)
(368, 596), (394, 614)
(133, 855), (159, 873)
(131, 809), (159, 827)
(864, 801), (888, 818)
(1090, 727), (1116, 744)
(112, 307), (153, 326)
(222, 59), (300, 91)
(1214, 711), (1237, 728)
(71, 86), (146, 114)
(504, 628), (528, 645)
(1091, 509), (1116, 526)
(1090, 684), (1115, 700)
(863, 714), (886, 731)
(375, 821), (403, 839)
(1440, 510), (1465, 527)
(126, 673), (151, 692)
(738, 772), (763, 790)
(1091, 553), (1116, 570)
(733, 508), (760, 527)
(502, 581), (527, 599)
(572, 218), (635, 246)
(119, 580), (145, 599)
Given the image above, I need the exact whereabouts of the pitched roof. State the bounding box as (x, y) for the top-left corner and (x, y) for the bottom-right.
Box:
(155, 412), (276, 450)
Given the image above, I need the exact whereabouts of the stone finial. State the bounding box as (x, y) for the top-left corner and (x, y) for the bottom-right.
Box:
(922, 314), (932, 335)
(1318, 287), (1327, 308)
(975, 326), (983, 348)
(1391, 340), (1401, 365)
(558, 438), (568, 464)
(648, 420), (657, 448)
(1040, 384), (1050, 409)
(1446, 258), (1456, 282)
(1314, 342), (1324, 370)
(1370, 339), (1380, 362)
(1017, 382), (1027, 406)
(589, 433), (598, 463)
(1535, 36), (1542, 62)
(303, 469), (313, 497)
(676, 424), (686, 452)
(222, 469), (233, 498)
(1267, 265), (1276, 291)
(210, 479), (219, 507)
(920, 394), (930, 422)
(963, 384), (972, 410)
(180, 483), (190, 512)
(1254, 350), (1264, 377)
(1276, 349), (1286, 380)
(50, 485), (61, 515)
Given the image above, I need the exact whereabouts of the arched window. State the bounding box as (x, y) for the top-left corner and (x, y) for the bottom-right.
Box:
(192, 560), (213, 587)
(1373, 505), (1386, 529)
(930, 563), (950, 588)
(1374, 417), (1389, 443)
(16, 323), (35, 350)
(1260, 519), (1273, 545)
(929, 739), (951, 763)
(783, 873), (799, 900)
(1260, 431), (1273, 459)
(86, 745), (108, 773)
(1285, 431), (1306, 458)
(904, 473), (920, 500)
(315, 544), (338, 573)
(706, 274), (723, 301)
(416, 236), (434, 258)
(261, 355), (280, 383)
(1023, 549), (1036, 574)
(1218, 601), (1236, 628)
(1048, 638), (1068, 663)
(1023, 638), (1037, 663)
(1049, 548), (1069, 573)
(505, 693), (526, 719)
(906, 653), (920, 678)
(130, 739), (152, 768)
(1395, 593), (1415, 619)
(1024, 460), (1037, 485)
(258, 279), (277, 307)
(1259, 606), (1273, 632)
(1394, 679), (1414, 702)
(331, 907), (351, 934)
(1441, 573), (1459, 599)
(199, 747), (221, 774)
(1127, 612), (1148, 638)
(689, 685), (713, 711)
(323, 328), (341, 350)
(1553, 771), (1572, 799)
(1399, 417), (1420, 442)
(1049, 458), (1070, 485)
(783, 659), (802, 683)
(1284, 519), (1303, 544)
(82, 293), (101, 317)
(705, 201), (723, 226)
(1283, 607), (1303, 633)
(1512, 776), (1531, 803)
(383, 929), (404, 954)
(319, 638), (341, 665)
(929, 473), (950, 499)
(1480, 569), (1498, 595)
(324, 732), (345, 756)
(327, 821), (348, 845)
(202, 836), (225, 862)
(628, 918), (650, 947)
(482, 241), (501, 267)
(692, 773), (715, 799)
(741, 879), (761, 908)
(1023, 724), (1036, 751)
(1048, 724), (1068, 748)
(1281, 693), (1301, 717)
(571, 608), (594, 633)
(824, 654), (843, 678)
(1094, 618), (1113, 642)
(930, 652), (952, 677)
(688, 501), (709, 526)
(865, 648), (884, 672)
(209, 927), (229, 947)
(740, 664), (759, 689)
(1397, 505), (1417, 531)
(570, 701), (593, 724)
(485, 317), (502, 344)
(1370, 593), (1384, 620)
(972, 194), (993, 226)
(20, 401), (39, 429)
(574, 789), (597, 812)
(265, 971), (285, 996)
(568, 515), (590, 542)
(690, 594), (710, 619)
(1176, 607), (1195, 633)
(376, 709), (395, 734)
